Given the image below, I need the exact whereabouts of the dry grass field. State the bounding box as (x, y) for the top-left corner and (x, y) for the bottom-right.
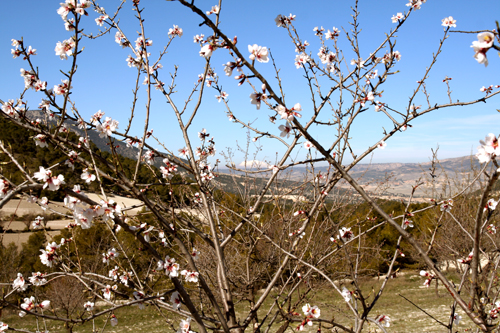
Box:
(0, 271), (478, 333)
(1, 193), (144, 248)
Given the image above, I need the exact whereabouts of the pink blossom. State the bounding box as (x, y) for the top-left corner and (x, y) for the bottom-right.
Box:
(199, 44), (214, 58)
(178, 147), (189, 157)
(391, 13), (404, 23)
(295, 53), (310, 68)
(168, 25), (183, 37)
(158, 256), (180, 277)
(54, 79), (72, 95)
(206, 5), (219, 15)
(377, 140), (387, 149)
(81, 168), (96, 183)
(325, 27), (340, 40)
(95, 15), (108, 26)
(181, 270), (199, 283)
(304, 141), (314, 150)
(193, 34), (205, 43)
(278, 124), (292, 138)
(441, 16), (456, 28)
(471, 32), (495, 67)
(13, 273), (27, 291)
(248, 44), (269, 63)
(170, 291), (181, 310)
(55, 38), (76, 60)
(216, 91), (228, 102)
(375, 315), (391, 327)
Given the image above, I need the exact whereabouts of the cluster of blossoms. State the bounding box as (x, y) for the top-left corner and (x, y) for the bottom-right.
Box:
(54, 79), (72, 95)
(19, 68), (45, 92)
(192, 192), (203, 205)
(160, 158), (178, 179)
(490, 301), (500, 319)
(96, 117), (119, 138)
(168, 25), (183, 38)
(19, 296), (50, 317)
(102, 284), (118, 300)
(476, 133), (500, 164)
(354, 91), (375, 107)
(406, 0), (426, 10)
(294, 53), (311, 69)
(2, 99), (24, 119)
(199, 162), (214, 182)
(297, 303), (321, 330)
(276, 103), (302, 122)
(102, 248), (119, 264)
(180, 270), (199, 283)
(95, 14), (108, 27)
(205, 5), (219, 16)
(29, 272), (47, 286)
(115, 31), (130, 48)
(34, 166), (65, 191)
(71, 203), (112, 230)
(141, 150), (156, 165)
(441, 16), (456, 28)
(198, 35), (236, 59)
(109, 266), (133, 286)
(11, 39), (37, 61)
(40, 242), (61, 267)
(64, 150), (79, 170)
(158, 256), (181, 277)
(216, 91), (229, 102)
(480, 85), (500, 95)
(317, 46), (337, 72)
(248, 44), (269, 63)
(135, 35), (153, 51)
(379, 50), (402, 64)
(275, 13), (296, 28)
(420, 270), (435, 287)
(57, 0), (90, 20)
(192, 129), (216, 176)
(98, 199), (122, 222)
(55, 38), (76, 60)
(391, 12), (404, 23)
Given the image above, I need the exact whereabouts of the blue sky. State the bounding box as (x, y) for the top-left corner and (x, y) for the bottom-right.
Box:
(1, 0), (500, 166)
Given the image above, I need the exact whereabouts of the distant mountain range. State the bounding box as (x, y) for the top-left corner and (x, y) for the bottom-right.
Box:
(217, 155), (484, 200)
(43, 111), (482, 199)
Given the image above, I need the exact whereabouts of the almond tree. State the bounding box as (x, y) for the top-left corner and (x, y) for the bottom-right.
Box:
(1, 1), (500, 332)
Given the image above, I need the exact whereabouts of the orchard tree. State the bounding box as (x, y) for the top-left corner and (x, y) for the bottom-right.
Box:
(1, 0), (500, 332)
